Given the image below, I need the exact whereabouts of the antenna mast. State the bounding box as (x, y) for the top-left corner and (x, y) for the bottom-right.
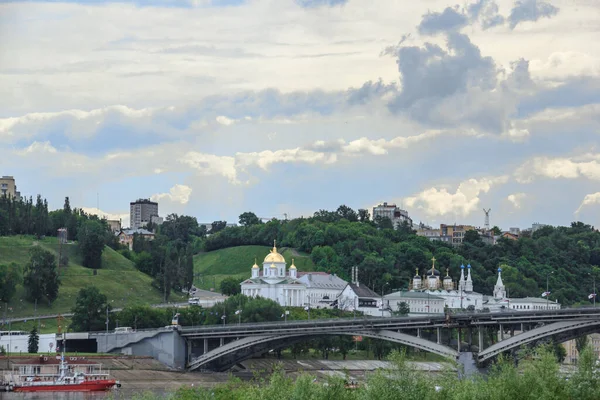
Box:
(483, 208), (491, 231)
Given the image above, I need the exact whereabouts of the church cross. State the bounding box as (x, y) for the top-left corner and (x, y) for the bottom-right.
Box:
(431, 256), (436, 271)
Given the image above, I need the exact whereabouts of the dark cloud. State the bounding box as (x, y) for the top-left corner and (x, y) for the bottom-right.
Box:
(417, 6), (469, 35)
(467, 0), (505, 29)
(295, 0), (348, 8)
(508, 0), (559, 29)
(385, 32), (539, 133)
(346, 79), (397, 106)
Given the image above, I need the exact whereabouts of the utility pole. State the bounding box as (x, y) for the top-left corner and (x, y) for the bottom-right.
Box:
(546, 272), (553, 310)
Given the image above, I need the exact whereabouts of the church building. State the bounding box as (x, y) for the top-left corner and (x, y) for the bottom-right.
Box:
(240, 242), (348, 308)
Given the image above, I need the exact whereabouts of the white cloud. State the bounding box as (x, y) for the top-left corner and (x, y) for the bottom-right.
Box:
(404, 176), (509, 218)
(80, 207), (129, 228)
(215, 116), (236, 126)
(151, 184), (193, 205)
(507, 192), (526, 209)
(515, 154), (600, 183)
(575, 192), (600, 214)
(179, 152), (239, 184)
(16, 141), (58, 155)
(235, 148), (338, 171)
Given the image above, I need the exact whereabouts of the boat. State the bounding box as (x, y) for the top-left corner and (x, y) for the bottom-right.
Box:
(2, 333), (120, 392)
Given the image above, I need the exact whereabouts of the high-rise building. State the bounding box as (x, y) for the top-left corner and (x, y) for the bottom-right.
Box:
(0, 176), (21, 201)
(372, 202), (413, 228)
(129, 199), (159, 229)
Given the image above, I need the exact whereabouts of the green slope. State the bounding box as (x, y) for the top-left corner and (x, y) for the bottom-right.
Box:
(193, 245), (315, 291)
(0, 235), (184, 318)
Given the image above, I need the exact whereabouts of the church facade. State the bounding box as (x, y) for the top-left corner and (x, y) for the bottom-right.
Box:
(407, 257), (561, 312)
(240, 242), (347, 308)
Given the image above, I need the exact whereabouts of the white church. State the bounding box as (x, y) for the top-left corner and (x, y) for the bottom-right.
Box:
(406, 257), (561, 312)
(240, 242), (348, 308)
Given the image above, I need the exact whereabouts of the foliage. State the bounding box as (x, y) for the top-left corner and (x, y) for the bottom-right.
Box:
(137, 345), (600, 400)
(202, 206), (600, 306)
(28, 326), (39, 353)
(23, 246), (60, 303)
(70, 286), (110, 332)
(77, 219), (107, 269)
(575, 335), (589, 354)
(220, 277), (241, 296)
(396, 302), (410, 316)
(0, 263), (21, 304)
(0, 345), (5, 355)
(239, 212), (262, 226)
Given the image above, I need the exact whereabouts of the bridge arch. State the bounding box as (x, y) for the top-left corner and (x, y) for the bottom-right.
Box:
(188, 329), (458, 371)
(478, 320), (600, 364)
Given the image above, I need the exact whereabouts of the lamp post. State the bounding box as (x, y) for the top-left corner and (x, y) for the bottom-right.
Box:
(589, 272), (596, 308)
(381, 282), (389, 317)
(546, 271), (554, 310)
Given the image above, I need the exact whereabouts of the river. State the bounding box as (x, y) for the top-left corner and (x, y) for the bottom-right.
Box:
(0, 389), (167, 399)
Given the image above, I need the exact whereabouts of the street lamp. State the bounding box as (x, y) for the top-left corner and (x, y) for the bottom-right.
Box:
(589, 272), (596, 308)
(381, 282), (389, 317)
(546, 271), (554, 310)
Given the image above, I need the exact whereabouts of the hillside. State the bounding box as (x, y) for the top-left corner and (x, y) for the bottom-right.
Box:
(0, 235), (184, 318)
(193, 245), (315, 290)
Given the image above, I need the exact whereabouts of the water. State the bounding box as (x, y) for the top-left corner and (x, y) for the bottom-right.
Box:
(0, 389), (167, 400)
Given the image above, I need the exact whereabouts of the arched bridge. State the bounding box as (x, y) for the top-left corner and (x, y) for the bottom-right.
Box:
(180, 308), (600, 371)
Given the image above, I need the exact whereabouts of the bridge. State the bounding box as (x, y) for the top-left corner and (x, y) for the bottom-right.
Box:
(77, 308), (600, 371)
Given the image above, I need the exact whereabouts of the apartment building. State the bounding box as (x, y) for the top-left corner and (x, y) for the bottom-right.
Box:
(0, 176), (21, 201)
(372, 202), (413, 228)
(129, 199), (159, 229)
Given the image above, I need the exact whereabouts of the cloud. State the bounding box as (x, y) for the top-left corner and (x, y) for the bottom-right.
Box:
(467, 0), (505, 29)
(417, 6), (469, 35)
(295, 0), (348, 8)
(179, 152), (239, 184)
(508, 0), (559, 29)
(235, 148), (338, 171)
(385, 32), (533, 134)
(515, 154), (600, 183)
(80, 207), (129, 228)
(576, 192), (600, 214)
(15, 141), (58, 155)
(507, 192), (526, 209)
(150, 184), (193, 205)
(404, 176), (509, 218)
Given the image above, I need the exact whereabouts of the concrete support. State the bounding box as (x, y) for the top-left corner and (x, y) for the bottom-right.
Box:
(204, 339), (208, 354)
(500, 324), (504, 341)
(521, 323), (524, 332)
(478, 327), (483, 351)
(220, 338), (224, 347)
(457, 328), (461, 352)
(417, 328), (422, 338)
(468, 328), (473, 351)
(436, 328), (441, 344)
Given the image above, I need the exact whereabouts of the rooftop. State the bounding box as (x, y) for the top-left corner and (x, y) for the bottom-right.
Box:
(345, 283), (380, 299)
(384, 291), (445, 300)
(297, 273), (348, 289)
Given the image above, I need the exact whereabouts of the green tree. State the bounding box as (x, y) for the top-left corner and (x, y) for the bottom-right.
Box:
(211, 220), (227, 233)
(78, 219), (106, 269)
(491, 225), (502, 235)
(396, 302), (410, 316)
(28, 326), (39, 353)
(220, 277), (241, 296)
(70, 286), (110, 332)
(0, 263), (21, 306)
(357, 208), (370, 222)
(576, 335), (589, 354)
(374, 215), (394, 230)
(23, 247), (60, 303)
(336, 205), (358, 222)
(239, 212), (262, 226)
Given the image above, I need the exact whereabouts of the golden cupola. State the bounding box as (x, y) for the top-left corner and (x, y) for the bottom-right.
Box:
(290, 259), (297, 269)
(264, 240), (286, 263)
(252, 258), (259, 269)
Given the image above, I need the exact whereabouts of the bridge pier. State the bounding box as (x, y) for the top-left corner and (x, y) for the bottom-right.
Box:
(204, 339), (208, 354)
(436, 328), (441, 344)
(457, 328), (461, 352)
(478, 327), (483, 351)
(220, 338), (224, 347)
(500, 324), (504, 341)
(417, 328), (422, 338)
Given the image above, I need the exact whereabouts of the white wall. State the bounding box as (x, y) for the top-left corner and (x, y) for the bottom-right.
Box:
(0, 333), (56, 353)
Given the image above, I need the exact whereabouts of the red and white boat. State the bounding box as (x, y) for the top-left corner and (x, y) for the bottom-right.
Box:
(3, 337), (120, 392)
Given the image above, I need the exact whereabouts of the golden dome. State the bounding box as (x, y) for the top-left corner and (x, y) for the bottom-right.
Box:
(290, 258), (297, 269)
(252, 258), (259, 269)
(263, 240), (286, 263)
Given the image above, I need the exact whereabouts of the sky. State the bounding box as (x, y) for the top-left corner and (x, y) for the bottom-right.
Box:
(1, 0), (599, 230)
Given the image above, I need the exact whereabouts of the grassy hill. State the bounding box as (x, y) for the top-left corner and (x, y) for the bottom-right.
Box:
(193, 245), (315, 291)
(0, 235), (184, 319)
